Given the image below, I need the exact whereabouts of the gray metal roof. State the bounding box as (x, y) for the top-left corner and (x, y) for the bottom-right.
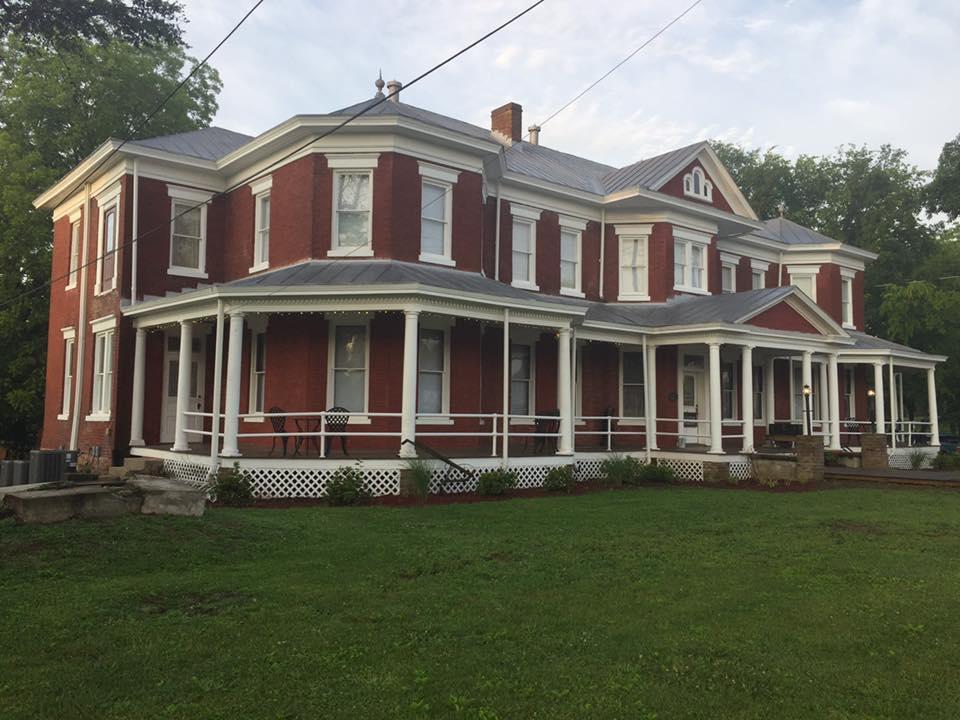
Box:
(845, 330), (927, 355)
(600, 141), (706, 194)
(760, 216), (838, 245)
(330, 98), (495, 144)
(129, 126), (253, 161)
(502, 141), (615, 194)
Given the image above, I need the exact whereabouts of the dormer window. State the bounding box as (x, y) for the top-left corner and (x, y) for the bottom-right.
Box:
(683, 166), (713, 202)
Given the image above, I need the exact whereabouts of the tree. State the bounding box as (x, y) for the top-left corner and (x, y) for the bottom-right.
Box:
(0, 35), (221, 453)
(927, 133), (960, 220)
(0, 0), (185, 48)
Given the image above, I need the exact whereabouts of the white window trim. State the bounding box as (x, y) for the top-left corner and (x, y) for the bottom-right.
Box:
(840, 267), (856, 329)
(787, 264), (820, 301)
(508, 341), (536, 424)
(250, 175), (272, 274)
(559, 215), (587, 298)
(167, 185), (212, 279)
(94, 183), (121, 296)
(418, 173), (456, 267)
(510, 207), (541, 291)
(329, 168), (375, 258)
(673, 228), (711, 295)
(720, 252), (739, 294)
(616, 223), (652, 301)
(247, 330), (267, 422)
(416, 322), (453, 424)
(325, 319), (371, 424)
(87, 328), (114, 421)
(683, 166), (713, 202)
(751, 259), (771, 273)
(619, 348), (646, 425)
(59, 327), (76, 420)
(66, 208), (82, 290)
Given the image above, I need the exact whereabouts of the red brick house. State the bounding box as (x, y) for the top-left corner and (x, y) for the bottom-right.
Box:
(33, 83), (945, 493)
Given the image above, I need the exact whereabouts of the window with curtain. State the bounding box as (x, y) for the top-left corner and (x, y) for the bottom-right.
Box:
(171, 202), (203, 270)
(509, 344), (532, 416)
(620, 235), (647, 297)
(621, 351), (645, 418)
(332, 325), (367, 412)
(334, 172), (372, 249)
(417, 328), (445, 414)
(721, 362), (736, 420)
(753, 366), (764, 421)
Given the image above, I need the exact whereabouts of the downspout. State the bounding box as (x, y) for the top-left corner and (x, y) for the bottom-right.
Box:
(598, 208), (606, 299)
(131, 158), (139, 305)
(70, 183), (92, 450)
(494, 183), (502, 282)
(209, 300), (225, 472)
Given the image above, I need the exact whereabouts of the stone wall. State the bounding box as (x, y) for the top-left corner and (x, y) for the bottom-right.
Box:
(861, 433), (890, 470)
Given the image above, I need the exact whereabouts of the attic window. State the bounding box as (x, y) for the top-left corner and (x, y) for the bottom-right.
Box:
(683, 167), (713, 202)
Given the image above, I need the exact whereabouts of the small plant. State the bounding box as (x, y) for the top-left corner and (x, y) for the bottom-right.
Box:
(908, 450), (928, 470)
(404, 458), (434, 500)
(211, 463), (254, 506)
(637, 462), (675, 483)
(324, 465), (372, 506)
(543, 465), (576, 493)
(601, 454), (642, 486)
(932, 451), (960, 471)
(476, 469), (517, 496)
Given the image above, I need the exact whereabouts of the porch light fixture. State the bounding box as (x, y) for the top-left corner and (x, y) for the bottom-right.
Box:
(867, 388), (876, 424)
(802, 384), (812, 436)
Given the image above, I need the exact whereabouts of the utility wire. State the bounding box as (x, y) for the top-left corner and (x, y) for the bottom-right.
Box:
(0, 0), (547, 311)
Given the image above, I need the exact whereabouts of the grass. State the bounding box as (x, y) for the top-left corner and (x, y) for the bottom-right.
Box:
(2, 486), (960, 719)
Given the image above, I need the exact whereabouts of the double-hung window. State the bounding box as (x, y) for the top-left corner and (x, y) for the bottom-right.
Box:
(418, 162), (459, 265)
(843, 367), (855, 419)
(621, 351), (645, 418)
(328, 155), (379, 257)
(417, 328), (448, 416)
(721, 361), (737, 420)
(95, 183), (121, 294)
(753, 366), (764, 421)
(617, 224), (651, 301)
(673, 229), (710, 293)
(509, 343), (533, 417)
(840, 269), (855, 327)
(59, 328), (76, 420)
(751, 260), (769, 290)
(330, 324), (368, 414)
(559, 215), (587, 297)
(250, 175), (272, 272)
(67, 214), (81, 289)
(788, 265), (819, 301)
(90, 325), (114, 419)
(249, 332), (266, 416)
(168, 185), (211, 278)
(510, 205), (541, 290)
(720, 253), (739, 294)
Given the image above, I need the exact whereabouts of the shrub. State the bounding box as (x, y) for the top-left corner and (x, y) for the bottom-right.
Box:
(476, 469), (517, 496)
(909, 450), (928, 470)
(637, 462), (675, 483)
(543, 465), (576, 493)
(932, 451), (960, 471)
(324, 466), (372, 506)
(601, 454), (642, 486)
(404, 458), (434, 500)
(211, 463), (253, 506)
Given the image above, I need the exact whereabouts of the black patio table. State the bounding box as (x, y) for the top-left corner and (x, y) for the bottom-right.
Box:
(293, 417), (324, 456)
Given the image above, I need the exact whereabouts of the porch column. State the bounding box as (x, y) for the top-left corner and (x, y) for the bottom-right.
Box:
(708, 342), (723, 454)
(801, 350), (813, 434)
(763, 358), (776, 428)
(171, 320), (194, 452)
(129, 327), (147, 447)
(399, 310), (420, 458)
(741, 345), (754, 453)
(645, 343), (659, 450)
(873, 361), (886, 436)
(221, 311), (245, 458)
(888, 360), (898, 448)
(818, 361), (829, 432)
(828, 353), (841, 450)
(927, 367), (940, 447)
(556, 326), (573, 455)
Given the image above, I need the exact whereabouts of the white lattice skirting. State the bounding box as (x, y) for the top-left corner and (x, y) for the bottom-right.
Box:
(887, 446), (938, 470)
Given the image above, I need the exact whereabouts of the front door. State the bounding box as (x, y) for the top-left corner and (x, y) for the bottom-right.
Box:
(161, 333), (205, 444)
(680, 354), (706, 446)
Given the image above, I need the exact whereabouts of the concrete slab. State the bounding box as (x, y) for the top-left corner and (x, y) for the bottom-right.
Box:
(127, 476), (207, 517)
(4, 485), (142, 524)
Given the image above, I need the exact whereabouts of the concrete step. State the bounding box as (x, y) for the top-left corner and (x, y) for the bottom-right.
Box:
(123, 457), (165, 475)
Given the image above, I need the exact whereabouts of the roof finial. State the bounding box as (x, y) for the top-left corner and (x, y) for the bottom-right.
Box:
(374, 70), (385, 99)
(777, 200), (786, 218)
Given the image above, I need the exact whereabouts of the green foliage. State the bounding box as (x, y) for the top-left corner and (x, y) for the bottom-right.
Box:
(928, 133), (960, 220)
(543, 465), (576, 493)
(0, 33), (220, 453)
(600, 454), (642, 486)
(637, 462), (675, 484)
(476, 469), (517, 496)
(211, 463), (253, 507)
(404, 458), (433, 500)
(932, 452), (960, 471)
(908, 450), (929, 470)
(324, 466), (372, 506)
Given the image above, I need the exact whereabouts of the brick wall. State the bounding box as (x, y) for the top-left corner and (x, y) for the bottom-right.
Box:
(658, 160), (734, 213)
(747, 303), (821, 334)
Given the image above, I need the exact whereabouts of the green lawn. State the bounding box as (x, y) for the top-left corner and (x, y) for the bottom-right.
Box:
(2, 487), (960, 719)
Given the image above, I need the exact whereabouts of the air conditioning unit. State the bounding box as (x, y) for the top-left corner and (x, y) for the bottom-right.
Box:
(28, 450), (67, 485)
(0, 461), (11, 487)
(11, 461), (29, 486)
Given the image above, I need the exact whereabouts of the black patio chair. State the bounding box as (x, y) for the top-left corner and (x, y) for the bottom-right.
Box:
(533, 409), (561, 454)
(268, 406), (288, 456)
(324, 407), (350, 457)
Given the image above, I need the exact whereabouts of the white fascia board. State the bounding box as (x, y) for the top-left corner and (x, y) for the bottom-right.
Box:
(33, 140), (120, 209)
(578, 321), (855, 350)
(781, 245), (875, 267)
(499, 177), (602, 222)
(606, 210), (718, 236)
(837, 349), (947, 367)
(720, 235), (788, 261)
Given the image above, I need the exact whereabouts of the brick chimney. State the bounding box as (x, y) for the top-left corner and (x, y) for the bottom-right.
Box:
(491, 102), (522, 143)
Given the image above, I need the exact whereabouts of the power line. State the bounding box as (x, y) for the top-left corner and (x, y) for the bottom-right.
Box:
(0, 0), (547, 312)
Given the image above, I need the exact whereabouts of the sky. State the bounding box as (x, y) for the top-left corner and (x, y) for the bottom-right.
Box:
(178, 0), (959, 171)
